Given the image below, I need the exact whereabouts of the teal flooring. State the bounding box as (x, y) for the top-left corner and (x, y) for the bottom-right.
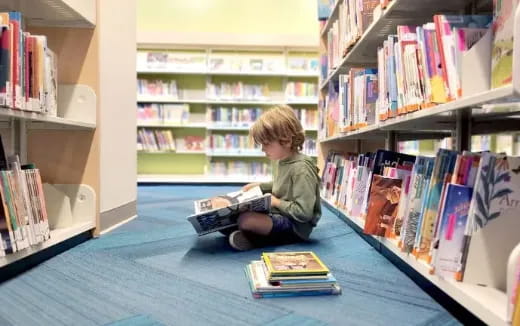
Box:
(0, 185), (462, 326)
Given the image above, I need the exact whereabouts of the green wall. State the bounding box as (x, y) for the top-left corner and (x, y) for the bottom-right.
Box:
(137, 0), (319, 37)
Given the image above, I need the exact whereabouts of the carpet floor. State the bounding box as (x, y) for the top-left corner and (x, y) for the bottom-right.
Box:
(0, 185), (461, 326)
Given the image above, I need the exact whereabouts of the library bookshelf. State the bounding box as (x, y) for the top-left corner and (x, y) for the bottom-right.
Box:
(318, 0), (520, 325)
(0, 0), (98, 273)
(136, 46), (319, 183)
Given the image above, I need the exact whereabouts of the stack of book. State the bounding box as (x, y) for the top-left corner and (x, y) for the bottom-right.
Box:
(244, 251), (342, 298)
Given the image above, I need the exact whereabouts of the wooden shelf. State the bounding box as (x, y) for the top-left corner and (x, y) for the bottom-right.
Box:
(138, 174), (271, 184)
(0, 0), (96, 28)
(0, 220), (95, 268)
(321, 196), (508, 326)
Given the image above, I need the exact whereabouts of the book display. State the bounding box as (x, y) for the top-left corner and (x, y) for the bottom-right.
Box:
(136, 48), (319, 183)
(0, 2), (97, 269)
(318, 0), (520, 325)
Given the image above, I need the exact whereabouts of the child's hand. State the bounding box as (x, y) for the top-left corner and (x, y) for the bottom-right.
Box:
(270, 195), (281, 208)
(242, 182), (260, 192)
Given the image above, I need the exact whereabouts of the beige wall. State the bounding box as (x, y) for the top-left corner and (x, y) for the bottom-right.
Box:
(99, 0), (137, 218)
(136, 0), (319, 47)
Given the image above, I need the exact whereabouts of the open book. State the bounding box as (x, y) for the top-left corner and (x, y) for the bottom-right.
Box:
(187, 186), (271, 236)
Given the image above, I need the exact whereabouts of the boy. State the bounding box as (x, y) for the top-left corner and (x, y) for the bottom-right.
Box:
(228, 105), (322, 251)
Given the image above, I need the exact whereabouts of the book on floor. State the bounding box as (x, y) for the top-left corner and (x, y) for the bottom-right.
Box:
(187, 186), (270, 236)
(261, 251), (330, 278)
(244, 251), (341, 298)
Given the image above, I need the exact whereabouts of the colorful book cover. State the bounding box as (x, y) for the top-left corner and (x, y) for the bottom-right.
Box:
(433, 15), (492, 99)
(422, 23), (448, 104)
(262, 251), (329, 278)
(459, 153), (520, 289)
(433, 184), (472, 279)
(414, 149), (457, 259)
(401, 157), (434, 252)
(363, 175), (402, 237)
(491, 0), (520, 88)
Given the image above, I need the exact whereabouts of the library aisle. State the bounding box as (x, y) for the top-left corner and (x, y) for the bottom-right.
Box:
(0, 185), (460, 326)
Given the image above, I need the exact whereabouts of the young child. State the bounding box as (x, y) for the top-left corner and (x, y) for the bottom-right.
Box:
(228, 105), (322, 251)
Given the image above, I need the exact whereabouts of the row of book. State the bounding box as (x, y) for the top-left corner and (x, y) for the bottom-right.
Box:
(318, 0), (391, 21)
(137, 50), (319, 74)
(0, 12), (58, 115)
(208, 107), (318, 130)
(303, 139), (318, 157)
(137, 79), (178, 98)
(399, 133), (520, 158)
(245, 251), (341, 298)
(208, 161), (271, 178)
(206, 82), (270, 101)
(137, 104), (189, 125)
(208, 134), (261, 153)
(209, 55), (285, 74)
(375, 15), (496, 122)
(321, 148), (520, 292)
(137, 129), (176, 152)
(285, 82), (319, 100)
(324, 0), (379, 75)
(320, 5), (517, 137)
(207, 107), (263, 127)
(0, 154), (50, 256)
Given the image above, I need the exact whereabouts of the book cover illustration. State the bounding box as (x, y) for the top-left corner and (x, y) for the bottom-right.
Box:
(491, 0), (520, 88)
(244, 260), (341, 298)
(363, 175), (403, 237)
(187, 186), (270, 236)
(433, 184), (472, 279)
(262, 251), (329, 277)
(461, 154), (520, 289)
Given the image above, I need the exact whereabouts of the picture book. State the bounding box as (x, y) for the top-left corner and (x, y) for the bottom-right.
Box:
(187, 186), (270, 236)
(363, 174), (402, 237)
(261, 251), (329, 278)
(491, 0), (520, 88)
(461, 154), (520, 290)
(245, 260), (341, 298)
(433, 184), (472, 279)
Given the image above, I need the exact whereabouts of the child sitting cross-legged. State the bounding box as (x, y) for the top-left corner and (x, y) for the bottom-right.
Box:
(228, 105), (322, 251)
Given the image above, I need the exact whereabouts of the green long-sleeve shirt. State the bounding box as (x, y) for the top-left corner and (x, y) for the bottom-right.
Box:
(260, 153), (321, 240)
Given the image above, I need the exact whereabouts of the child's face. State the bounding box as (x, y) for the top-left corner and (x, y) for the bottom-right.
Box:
(261, 141), (292, 160)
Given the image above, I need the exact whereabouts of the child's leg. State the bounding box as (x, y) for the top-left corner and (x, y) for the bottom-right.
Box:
(237, 212), (273, 235)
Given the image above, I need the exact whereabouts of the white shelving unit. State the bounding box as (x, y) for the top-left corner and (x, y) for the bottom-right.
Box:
(0, 1), (98, 271)
(137, 96), (318, 106)
(321, 197), (508, 326)
(137, 68), (318, 78)
(137, 46), (319, 183)
(0, 0), (96, 28)
(137, 122), (206, 129)
(319, 0), (476, 90)
(318, 1), (520, 325)
(0, 220), (95, 268)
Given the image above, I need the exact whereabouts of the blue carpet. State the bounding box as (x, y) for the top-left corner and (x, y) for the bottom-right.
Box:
(0, 185), (461, 326)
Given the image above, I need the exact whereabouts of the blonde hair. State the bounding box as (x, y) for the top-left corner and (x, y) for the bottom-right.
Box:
(250, 104), (305, 152)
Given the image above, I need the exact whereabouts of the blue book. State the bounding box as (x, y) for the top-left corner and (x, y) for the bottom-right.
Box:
(433, 184), (472, 279)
